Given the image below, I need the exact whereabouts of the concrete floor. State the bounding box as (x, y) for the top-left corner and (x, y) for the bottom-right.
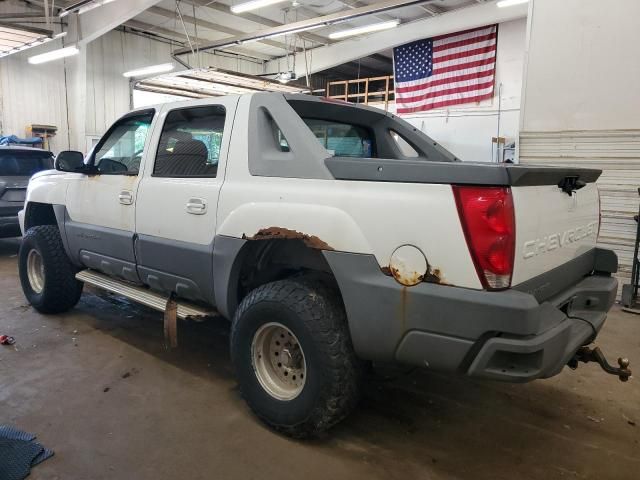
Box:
(1, 238), (639, 480)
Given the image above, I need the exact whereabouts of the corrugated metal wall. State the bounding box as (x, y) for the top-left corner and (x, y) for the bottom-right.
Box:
(1, 25), (263, 153)
(86, 30), (263, 141)
(0, 39), (70, 152)
(519, 130), (640, 294)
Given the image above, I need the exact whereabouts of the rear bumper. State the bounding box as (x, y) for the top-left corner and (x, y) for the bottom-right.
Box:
(324, 248), (618, 382)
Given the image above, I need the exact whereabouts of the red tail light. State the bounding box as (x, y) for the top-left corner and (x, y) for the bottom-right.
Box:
(453, 186), (515, 290)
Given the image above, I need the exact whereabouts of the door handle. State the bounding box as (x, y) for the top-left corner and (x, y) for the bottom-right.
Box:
(186, 198), (207, 215)
(118, 190), (133, 205)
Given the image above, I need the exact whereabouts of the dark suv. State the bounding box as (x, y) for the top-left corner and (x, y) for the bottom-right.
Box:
(0, 146), (54, 238)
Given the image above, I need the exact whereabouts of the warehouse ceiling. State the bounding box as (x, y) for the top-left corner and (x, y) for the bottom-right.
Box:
(128, 0), (484, 66)
(8, 0), (516, 82)
(0, 21), (55, 58)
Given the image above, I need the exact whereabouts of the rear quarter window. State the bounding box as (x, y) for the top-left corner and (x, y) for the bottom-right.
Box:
(302, 118), (374, 158)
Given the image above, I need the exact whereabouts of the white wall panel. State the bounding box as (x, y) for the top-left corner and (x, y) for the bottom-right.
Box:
(0, 39), (70, 152)
(521, 0), (640, 132)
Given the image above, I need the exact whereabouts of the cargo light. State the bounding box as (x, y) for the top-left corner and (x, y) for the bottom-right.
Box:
(453, 186), (515, 290)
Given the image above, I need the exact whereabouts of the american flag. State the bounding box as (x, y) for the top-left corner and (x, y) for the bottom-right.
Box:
(393, 25), (498, 114)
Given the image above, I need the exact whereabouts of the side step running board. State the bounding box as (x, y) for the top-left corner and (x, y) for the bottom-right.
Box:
(76, 270), (216, 320)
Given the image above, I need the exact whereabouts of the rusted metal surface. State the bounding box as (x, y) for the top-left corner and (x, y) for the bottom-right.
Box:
(390, 265), (424, 287)
(569, 345), (632, 382)
(164, 294), (178, 349)
(245, 227), (334, 251)
(424, 267), (449, 285)
(399, 285), (408, 331)
(382, 265), (450, 286)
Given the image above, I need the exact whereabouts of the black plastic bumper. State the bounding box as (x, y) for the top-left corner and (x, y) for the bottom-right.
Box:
(324, 248), (618, 383)
(466, 275), (616, 381)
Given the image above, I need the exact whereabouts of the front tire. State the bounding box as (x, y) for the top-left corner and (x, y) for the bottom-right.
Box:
(19, 225), (83, 314)
(230, 277), (363, 438)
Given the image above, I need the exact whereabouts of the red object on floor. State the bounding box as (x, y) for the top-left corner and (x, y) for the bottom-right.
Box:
(0, 335), (15, 345)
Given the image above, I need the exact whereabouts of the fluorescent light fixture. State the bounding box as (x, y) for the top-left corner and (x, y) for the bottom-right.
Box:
(123, 63), (175, 78)
(496, 0), (528, 7)
(78, 0), (117, 14)
(328, 20), (400, 40)
(28, 45), (79, 64)
(60, 0), (117, 17)
(231, 0), (288, 14)
(243, 24), (323, 44)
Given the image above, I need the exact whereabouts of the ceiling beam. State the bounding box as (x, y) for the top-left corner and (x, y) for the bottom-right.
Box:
(147, 6), (289, 52)
(174, 0), (438, 55)
(180, 0), (329, 46)
(338, 0), (398, 23)
(123, 19), (273, 61)
(61, 0), (164, 45)
(368, 52), (393, 64)
(265, 0), (528, 77)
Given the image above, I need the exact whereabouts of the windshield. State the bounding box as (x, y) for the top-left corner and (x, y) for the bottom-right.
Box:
(0, 150), (53, 176)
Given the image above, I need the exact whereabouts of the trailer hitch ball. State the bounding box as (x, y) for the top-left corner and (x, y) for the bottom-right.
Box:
(569, 346), (632, 382)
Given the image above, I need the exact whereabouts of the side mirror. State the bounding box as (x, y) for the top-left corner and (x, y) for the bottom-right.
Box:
(55, 151), (85, 172)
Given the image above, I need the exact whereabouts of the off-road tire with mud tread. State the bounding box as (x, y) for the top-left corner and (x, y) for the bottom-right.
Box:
(19, 225), (83, 314)
(230, 276), (363, 438)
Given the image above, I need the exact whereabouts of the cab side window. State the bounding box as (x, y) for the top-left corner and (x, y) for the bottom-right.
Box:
(93, 112), (154, 174)
(153, 105), (225, 178)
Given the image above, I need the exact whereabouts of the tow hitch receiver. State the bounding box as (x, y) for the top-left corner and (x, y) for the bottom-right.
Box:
(569, 346), (632, 382)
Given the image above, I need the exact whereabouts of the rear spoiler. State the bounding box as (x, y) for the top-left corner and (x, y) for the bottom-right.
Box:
(324, 158), (601, 187)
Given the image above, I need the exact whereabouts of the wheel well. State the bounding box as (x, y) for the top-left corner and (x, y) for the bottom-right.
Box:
(234, 239), (339, 309)
(24, 203), (58, 231)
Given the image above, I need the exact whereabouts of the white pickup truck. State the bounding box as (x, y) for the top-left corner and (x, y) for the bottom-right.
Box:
(18, 93), (629, 437)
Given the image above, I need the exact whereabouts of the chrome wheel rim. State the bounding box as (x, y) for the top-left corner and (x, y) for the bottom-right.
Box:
(26, 249), (45, 294)
(251, 322), (307, 401)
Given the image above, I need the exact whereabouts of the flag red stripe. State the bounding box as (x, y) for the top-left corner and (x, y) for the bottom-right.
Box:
(398, 80), (495, 104)
(396, 92), (494, 114)
(433, 57), (495, 75)
(434, 44), (496, 63)
(432, 25), (493, 41)
(433, 32), (497, 53)
(395, 70), (495, 93)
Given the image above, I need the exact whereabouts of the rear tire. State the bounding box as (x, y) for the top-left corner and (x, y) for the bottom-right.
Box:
(230, 277), (363, 438)
(19, 225), (83, 314)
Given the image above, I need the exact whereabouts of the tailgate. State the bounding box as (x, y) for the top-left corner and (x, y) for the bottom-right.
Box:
(511, 182), (600, 285)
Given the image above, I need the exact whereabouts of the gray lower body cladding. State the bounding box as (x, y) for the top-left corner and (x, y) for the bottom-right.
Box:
(135, 234), (215, 304)
(323, 248), (617, 382)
